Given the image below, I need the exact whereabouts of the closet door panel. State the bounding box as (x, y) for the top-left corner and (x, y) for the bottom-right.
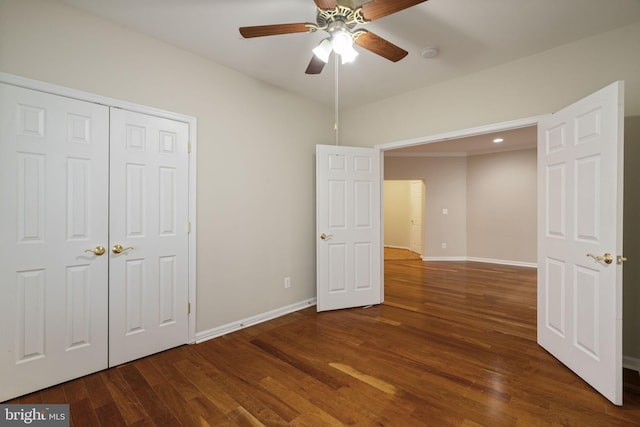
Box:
(0, 83), (109, 402)
(109, 108), (189, 366)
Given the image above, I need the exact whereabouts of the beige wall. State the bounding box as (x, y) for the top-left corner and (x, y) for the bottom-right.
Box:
(0, 0), (334, 332)
(467, 149), (537, 263)
(385, 150), (537, 263)
(384, 156), (468, 258)
(341, 21), (640, 147)
(383, 181), (412, 249)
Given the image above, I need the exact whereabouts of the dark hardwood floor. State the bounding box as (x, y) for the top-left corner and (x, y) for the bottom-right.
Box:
(6, 260), (640, 426)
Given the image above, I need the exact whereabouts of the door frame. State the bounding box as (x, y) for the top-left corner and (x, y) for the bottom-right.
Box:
(0, 72), (198, 344)
(374, 115), (545, 303)
(382, 179), (424, 255)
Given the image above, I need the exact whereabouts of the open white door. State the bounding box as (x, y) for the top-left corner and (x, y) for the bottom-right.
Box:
(409, 180), (424, 255)
(316, 145), (382, 311)
(538, 81), (624, 405)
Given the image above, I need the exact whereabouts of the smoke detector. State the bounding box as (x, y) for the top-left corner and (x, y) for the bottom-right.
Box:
(420, 47), (439, 59)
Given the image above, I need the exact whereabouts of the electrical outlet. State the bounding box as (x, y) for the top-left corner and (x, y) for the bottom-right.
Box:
(441, 243), (447, 249)
(284, 276), (291, 288)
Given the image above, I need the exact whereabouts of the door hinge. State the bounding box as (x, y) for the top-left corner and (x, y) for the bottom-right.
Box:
(188, 302), (191, 315)
(187, 222), (191, 233)
(188, 143), (192, 153)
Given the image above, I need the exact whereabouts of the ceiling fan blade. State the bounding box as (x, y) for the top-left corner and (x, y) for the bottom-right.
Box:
(314, 0), (337, 9)
(360, 0), (428, 21)
(239, 23), (313, 38)
(354, 30), (408, 62)
(305, 55), (327, 74)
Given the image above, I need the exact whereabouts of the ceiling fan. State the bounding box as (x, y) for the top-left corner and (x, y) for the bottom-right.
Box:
(239, 0), (428, 74)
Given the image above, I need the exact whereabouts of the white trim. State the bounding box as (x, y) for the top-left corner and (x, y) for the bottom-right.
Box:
(195, 298), (317, 344)
(383, 145), (535, 158)
(187, 117), (198, 344)
(421, 256), (537, 268)
(466, 257), (537, 268)
(623, 355), (640, 373)
(376, 116), (546, 152)
(384, 245), (412, 251)
(385, 151), (469, 158)
(0, 72), (199, 344)
(0, 72), (193, 123)
(422, 256), (468, 262)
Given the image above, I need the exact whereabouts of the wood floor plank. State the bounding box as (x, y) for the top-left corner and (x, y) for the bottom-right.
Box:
(258, 376), (343, 426)
(152, 381), (211, 427)
(68, 398), (101, 427)
(39, 383), (68, 404)
(250, 338), (346, 390)
(63, 379), (89, 404)
(94, 402), (128, 427)
(149, 353), (202, 402)
(187, 395), (234, 426)
(134, 358), (167, 388)
(214, 371), (296, 425)
(83, 373), (114, 410)
(100, 368), (149, 425)
(120, 368), (183, 426)
(173, 358), (241, 415)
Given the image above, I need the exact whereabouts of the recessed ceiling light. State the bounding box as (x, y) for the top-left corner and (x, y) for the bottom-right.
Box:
(493, 137), (504, 143)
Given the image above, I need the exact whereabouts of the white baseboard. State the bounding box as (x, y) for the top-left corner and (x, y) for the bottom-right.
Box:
(421, 256), (537, 268)
(422, 256), (468, 262)
(195, 298), (317, 344)
(384, 245), (412, 251)
(466, 257), (537, 268)
(624, 355), (640, 373)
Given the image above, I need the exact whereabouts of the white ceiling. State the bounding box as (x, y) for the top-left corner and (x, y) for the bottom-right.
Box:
(59, 0), (640, 110)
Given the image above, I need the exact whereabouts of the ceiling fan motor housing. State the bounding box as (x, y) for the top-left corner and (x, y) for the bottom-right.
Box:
(316, 5), (367, 32)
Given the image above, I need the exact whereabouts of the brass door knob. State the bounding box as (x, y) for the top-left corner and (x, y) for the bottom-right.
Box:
(84, 246), (106, 256)
(112, 244), (134, 254)
(586, 253), (613, 264)
(320, 233), (333, 240)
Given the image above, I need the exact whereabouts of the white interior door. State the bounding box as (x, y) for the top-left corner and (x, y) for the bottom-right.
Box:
(109, 108), (190, 366)
(537, 81), (624, 405)
(409, 180), (423, 255)
(0, 83), (109, 401)
(316, 145), (381, 312)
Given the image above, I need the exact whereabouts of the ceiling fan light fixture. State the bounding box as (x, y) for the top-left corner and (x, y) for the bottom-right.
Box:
(340, 44), (359, 64)
(331, 30), (353, 55)
(313, 38), (332, 63)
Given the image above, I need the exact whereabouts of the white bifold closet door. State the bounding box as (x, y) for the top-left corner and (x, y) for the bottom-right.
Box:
(0, 83), (189, 402)
(108, 108), (189, 367)
(0, 83), (110, 401)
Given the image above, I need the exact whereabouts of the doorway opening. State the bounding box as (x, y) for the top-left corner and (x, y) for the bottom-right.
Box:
(383, 179), (424, 260)
(381, 122), (538, 267)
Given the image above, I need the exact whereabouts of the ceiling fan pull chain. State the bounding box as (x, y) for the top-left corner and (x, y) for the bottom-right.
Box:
(334, 57), (339, 146)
